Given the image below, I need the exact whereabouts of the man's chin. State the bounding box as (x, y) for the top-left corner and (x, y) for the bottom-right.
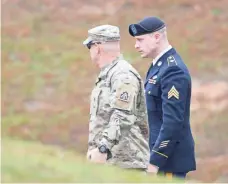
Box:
(140, 53), (148, 58)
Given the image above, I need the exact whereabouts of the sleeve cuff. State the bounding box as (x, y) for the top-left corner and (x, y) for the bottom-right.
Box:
(150, 149), (168, 168)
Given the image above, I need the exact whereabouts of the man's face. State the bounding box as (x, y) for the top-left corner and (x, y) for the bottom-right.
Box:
(134, 33), (159, 58)
(87, 42), (100, 66)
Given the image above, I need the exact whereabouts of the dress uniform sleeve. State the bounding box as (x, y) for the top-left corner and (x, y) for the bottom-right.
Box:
(99, 72), (139, 150)
(150, 66), (189, 168)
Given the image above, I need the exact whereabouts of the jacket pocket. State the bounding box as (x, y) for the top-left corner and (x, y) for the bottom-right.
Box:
(146, 85), (162, 111)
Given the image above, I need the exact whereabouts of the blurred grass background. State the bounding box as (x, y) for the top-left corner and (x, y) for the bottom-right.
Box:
(1, 0), (228, 182)
(3, 138), (177, 183)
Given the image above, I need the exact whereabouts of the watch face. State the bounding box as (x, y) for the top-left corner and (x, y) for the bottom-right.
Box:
(100, 146), (107, 153)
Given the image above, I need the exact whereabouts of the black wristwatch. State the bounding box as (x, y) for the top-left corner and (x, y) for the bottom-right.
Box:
(99, 145), (108, 153)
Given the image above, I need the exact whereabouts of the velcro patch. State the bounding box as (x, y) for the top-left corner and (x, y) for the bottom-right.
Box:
(113, 83), (135, 111)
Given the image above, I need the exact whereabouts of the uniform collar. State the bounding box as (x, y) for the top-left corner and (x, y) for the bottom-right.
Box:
(152, 45), (172, 66)
(145, 47), (176, 86)
(98, 54), (123, 79)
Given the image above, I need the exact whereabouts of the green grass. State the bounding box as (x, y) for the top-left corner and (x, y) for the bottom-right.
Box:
(1, 138), (181, 183)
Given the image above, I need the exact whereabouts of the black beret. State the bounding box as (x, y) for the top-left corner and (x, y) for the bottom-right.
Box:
(129, 16), (166, 37)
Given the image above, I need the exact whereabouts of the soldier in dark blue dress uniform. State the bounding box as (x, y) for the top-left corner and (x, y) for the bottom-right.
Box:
(128, 16), (196, 179)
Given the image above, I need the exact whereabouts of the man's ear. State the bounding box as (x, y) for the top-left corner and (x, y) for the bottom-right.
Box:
(154, 33), (160, 40)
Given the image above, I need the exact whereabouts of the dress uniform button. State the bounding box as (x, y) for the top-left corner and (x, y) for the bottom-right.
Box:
(148, 91), (151, 94)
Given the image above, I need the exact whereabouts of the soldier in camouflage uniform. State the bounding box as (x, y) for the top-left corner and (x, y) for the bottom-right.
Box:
(83, 25), (150, 169)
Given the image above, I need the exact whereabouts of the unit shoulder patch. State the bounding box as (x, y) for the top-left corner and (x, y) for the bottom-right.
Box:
(119, 91), (130, 102)
(113, 83), (136, 111)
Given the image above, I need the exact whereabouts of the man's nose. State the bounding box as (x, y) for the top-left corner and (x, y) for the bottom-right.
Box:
(135, 43), (139, 49)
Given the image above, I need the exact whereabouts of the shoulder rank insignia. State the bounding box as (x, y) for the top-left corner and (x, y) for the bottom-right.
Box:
(167, 55), (177, 66)
(168, 86), (179, 99)
(119, 91), (130, 102)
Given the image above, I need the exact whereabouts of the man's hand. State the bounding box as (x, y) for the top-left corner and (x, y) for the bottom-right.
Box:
(86, 150), (92, 160)
(147, 164), (159, 174)
(88, 148), (107, 164)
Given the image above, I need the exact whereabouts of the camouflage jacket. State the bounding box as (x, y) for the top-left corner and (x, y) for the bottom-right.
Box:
(88, 55), (150, 169)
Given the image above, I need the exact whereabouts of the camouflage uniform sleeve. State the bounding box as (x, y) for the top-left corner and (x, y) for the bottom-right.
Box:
(98, 71), (139, 150)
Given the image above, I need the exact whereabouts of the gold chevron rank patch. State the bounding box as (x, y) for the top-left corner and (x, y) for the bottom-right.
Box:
(168, 86), (179, 99)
